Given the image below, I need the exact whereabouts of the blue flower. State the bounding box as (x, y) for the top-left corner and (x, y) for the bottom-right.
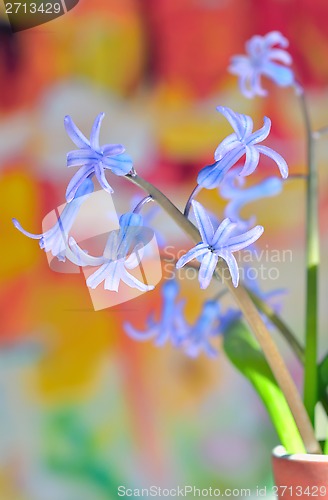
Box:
(177, 300), (221, 358)
(124, 279), (186, 346)
(12, 178), (94, 262)
(220, 169), (283, 231)
(69, 212), (154, 292)
(197, 106), (288, 189)
(176, 200), (264, 288)
(229, 31), (295, 98)
(64, 113), (133, 202)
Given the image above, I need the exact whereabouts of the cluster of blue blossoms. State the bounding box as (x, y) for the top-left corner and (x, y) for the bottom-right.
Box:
(13, 31), (294, 358)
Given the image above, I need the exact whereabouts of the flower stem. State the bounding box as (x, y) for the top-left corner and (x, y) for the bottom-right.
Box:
(299, 90), (320, 426)
(184, 184), (202, 216)
(126, 172), (321, 453)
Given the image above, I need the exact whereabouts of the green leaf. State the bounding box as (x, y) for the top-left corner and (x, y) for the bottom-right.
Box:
(223, 320), (306, 454)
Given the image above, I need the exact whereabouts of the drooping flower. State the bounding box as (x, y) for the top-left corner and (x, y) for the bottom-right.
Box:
(69, 212), (154, 292)
(197, 106), (288, 189)
(219, 168), (283, 231)
(177, 300), (221, 358)
(64, 113), (133, 202)
(12, 178), (94, 262)
(176, 200), (264, 288)
(229, 31), (295, 98)
(125, 280), (222, 358)
(124, 279), (186, 346)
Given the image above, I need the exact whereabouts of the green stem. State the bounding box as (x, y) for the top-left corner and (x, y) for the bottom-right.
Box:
(299, 90), (320, 426)
(126, 172), (321, 453)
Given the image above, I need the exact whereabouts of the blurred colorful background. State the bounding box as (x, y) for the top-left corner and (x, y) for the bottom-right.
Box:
(1, 0), (328, 498)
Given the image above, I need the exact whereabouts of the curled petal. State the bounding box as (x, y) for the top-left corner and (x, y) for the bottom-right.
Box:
(247, 116), (271, 144)
(216, 106), (249, 141)
(124, 322), (159, 341)
(264, 31), (289, 49)
(269, 48), (292, 65)
(69, 237), (104, 266)
(125, 244), (144, 269)
(12, 218), (43, 239)
(64, 115), (90, 149)
(214, 133), (240, 161)
(240, 145), (260, 177)
(103, 260), (124, 291)
(255, 145), (289, 179)
(121, 267), (155, 292)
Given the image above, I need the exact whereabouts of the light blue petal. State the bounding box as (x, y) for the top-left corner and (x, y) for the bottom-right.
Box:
(64, 115), (90, 149)
(125, 244), (144, 269)
(198, 145), (245, 188)
(214, 133), (240, 161)
(262, 62), (294, 87)
(216, 106), (246, 140)
(102, 153), (133, 176)
(256, 145), (289, 179)
(12, 218), (43, 239)
(103, 231), (119, 260)
(102, 144), (125, 156)
(269, 48), (292, 65)
(94, 163), (114, 194)
(176, 243), (209, 269)
(104, 261), (124, 291)
(198, 251), (218, 289)
(223, 225), (264, 253)
(86, 261), (112, 289)
(218, 250), (240, 287)
(66, 165), (95, 202)
(121, 267), (155, 292)
(240, 145), (260, 176)
(68, 237), (104, 266)
(192, 200), (214, 244)
(247, 116), (271, 145)
(67, 149), (99, 167)
(211, 218), (238, 248)
(124, 322), (159, 341)
(90, 112), (105, 151)
(264, 31), (289, 49)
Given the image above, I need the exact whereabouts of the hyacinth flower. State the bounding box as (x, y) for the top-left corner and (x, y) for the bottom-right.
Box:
(69, 212), (154, 292)
(176, 200), (264, 288)
(65, 113), (133, 202)
(12, 178), (94, 262)
(197, 106), (288, 189)
(219, 168), (283, 231)
(177, 300), (222, 358)
(229, 31), (295, 98)
(124, 279), (186, 346)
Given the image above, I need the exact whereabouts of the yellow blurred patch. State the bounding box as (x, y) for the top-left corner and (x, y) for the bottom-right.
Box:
(0, 170), (40, 282)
